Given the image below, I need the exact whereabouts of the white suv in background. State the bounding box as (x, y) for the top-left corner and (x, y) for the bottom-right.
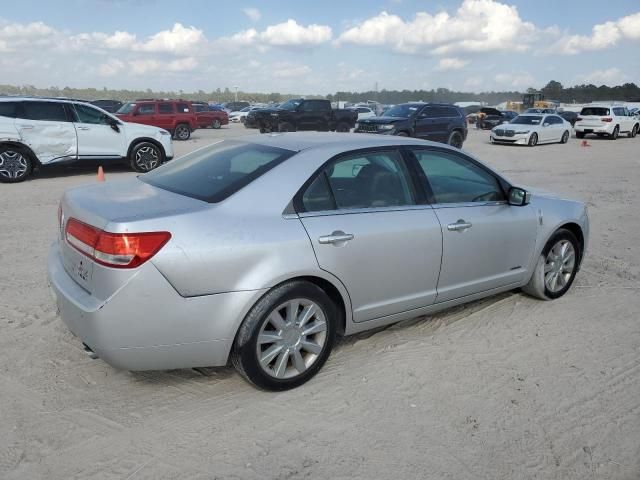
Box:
(574, 104), (639, 140)
(0, 98), (174, 183)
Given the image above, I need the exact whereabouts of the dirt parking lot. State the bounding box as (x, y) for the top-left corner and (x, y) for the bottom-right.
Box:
(1, 124), (639, 479)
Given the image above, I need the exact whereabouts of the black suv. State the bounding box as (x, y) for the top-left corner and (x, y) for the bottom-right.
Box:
(354, 103), (467, 148)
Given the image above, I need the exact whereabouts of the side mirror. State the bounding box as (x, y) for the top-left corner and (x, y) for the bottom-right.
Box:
(109, 119), (120, 133)
(542, 122), (550, 127)
(508, 187), (531, 206)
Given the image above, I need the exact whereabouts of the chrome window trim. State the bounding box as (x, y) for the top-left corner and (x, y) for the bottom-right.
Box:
(430, 200), (508, 209)
(297, 204), (434, 219)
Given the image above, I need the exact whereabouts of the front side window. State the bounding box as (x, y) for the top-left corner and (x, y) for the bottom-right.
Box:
(137, 104), (156, 115)
(300, 150), (415, 212)
(20, 101), (69, 122)
(413, 150), (505, 204)
(73, 103), (111, 124)
(140, 140), (295, 203)
(116, 102), (135, 114)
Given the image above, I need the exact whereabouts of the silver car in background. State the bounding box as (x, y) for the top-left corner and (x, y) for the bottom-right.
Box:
(48, 133), (589, 390)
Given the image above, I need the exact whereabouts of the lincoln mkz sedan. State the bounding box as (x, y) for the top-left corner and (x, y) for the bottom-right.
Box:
(48, 133), (589, 390)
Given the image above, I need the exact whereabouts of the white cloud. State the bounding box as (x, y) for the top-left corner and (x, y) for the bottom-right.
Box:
(223, 20), (332, 49)
(272, 62), (312, 78)
(494, 71), (535, 89)
(98, 58), (125, 77)
(337, 0), (536, 54)
(581, 68), (627, 85)
(136, 23), (204, 54)
(553, 12), (640, 54)
(436, 57), (468, 71)
(243, 7), (261, 22)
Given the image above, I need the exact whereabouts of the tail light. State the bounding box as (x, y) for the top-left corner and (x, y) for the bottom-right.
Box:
(576, 117), (582, 122)
(65, 218), (171, 269)
(601, 117), (613, 122)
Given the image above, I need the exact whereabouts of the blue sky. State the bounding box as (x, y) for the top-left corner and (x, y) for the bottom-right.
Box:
(1, 0), (639, 94)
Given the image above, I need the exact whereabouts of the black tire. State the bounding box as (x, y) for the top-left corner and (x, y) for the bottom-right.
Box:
(609, 126), (619, 140)
(447, 130), (464, 148)
(336, 122), (350, 133)
(278, 122), (295, 133)
(231, 280), (338, 391)
(576, 131), (585, 139)
(528, 132), (538, 147)
(174, 123), (191, 141)
(629, 124), (638, 138)
(560, 130), (569, 144)
(212, 119), (221, 129)
(396, 131), (409, 137)
(523, 228), (580, 300)
(129, 142), (163, 173)
(0, 145), (33, 183)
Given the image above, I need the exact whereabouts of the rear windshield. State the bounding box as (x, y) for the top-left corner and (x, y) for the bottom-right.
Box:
(510, 115), (543, 125)
(580, 107), (610, 116)
(140, 140), (295, 203)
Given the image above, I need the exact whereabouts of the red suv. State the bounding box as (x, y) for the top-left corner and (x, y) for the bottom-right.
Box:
(192, 102), (229, 129)
(116, 100), (197, 140)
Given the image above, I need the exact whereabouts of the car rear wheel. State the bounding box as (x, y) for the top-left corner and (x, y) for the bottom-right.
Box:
(0, 145), (33, 183)
(130, 142), (162, 173)
(174, 124), (191, 141)
(523, 228), (580, 300)
(560, 130), (569, 144)
(629, 124), (638, 138)
(231, 280), (338, 390)
(212, 119), (221, 129)
(610, 126), (619, 140)
(447, 130), (464, 148)
(528, 133), (538, 147)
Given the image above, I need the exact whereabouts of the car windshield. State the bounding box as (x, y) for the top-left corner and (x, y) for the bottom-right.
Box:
(116, 102), (135, 114)
(510, 115), (543, 125)
(140, 140), (295, 203)
(279, 99), (302, 111)
(383, 104), (420, 118)
(581, 107), (610, 116)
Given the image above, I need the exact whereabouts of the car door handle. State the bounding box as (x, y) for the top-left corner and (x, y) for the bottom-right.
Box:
(447, 220), (473, 231)
(17, 124), (34, 129)
(318, 231), (354, 244)
(76, 126), (90, 131)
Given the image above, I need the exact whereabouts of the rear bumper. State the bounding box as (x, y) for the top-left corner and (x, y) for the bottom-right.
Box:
(575, 124), (613, 134)
(47, 241), (265, 371)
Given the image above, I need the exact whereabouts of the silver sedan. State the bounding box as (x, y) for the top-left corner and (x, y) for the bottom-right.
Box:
(48, 133), (589, 390)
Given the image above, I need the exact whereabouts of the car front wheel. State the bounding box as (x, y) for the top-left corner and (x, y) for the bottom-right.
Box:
(231, 280), (338, 390)
(523, 228), (580, 300)
(528, 132), (538, 146)
(130, 142), (162, 173)
(560, 130), (569, 144)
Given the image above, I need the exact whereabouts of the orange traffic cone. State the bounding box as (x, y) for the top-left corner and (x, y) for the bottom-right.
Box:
(97, 166), (105, 182)
(581, 140), (590, 147)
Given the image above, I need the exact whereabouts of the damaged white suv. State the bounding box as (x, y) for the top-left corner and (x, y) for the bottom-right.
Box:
(0, 97), (174, 183)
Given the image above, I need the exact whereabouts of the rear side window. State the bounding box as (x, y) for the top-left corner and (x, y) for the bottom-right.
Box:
(140, 141), (295, 203)
(300, 150), (415, 212)
(0, 102), (18, 118)
(581, 107), (610, 116)
(21, 101), (69, 122)
(158, 103), (173, 114)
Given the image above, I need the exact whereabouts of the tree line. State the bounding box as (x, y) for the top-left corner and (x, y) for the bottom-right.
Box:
(1, 81), (639, 105)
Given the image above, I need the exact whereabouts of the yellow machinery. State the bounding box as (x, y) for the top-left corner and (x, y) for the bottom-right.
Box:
(506, 93), (558, 113)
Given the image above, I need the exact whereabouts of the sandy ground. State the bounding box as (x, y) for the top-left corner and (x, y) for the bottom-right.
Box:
(1, 124), (639, 479)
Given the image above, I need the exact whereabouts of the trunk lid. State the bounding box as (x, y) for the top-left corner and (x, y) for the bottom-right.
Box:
(59, 178), (207, 300)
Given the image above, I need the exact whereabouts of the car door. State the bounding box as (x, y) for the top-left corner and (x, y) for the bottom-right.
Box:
(414, 106), (447, 142)
(157, 102), (175, 130)
(297, 148), (443, 322)
(409, 147), (538, 303)
(71, 103), (124, 158)
(15, 101), (77, 164)
(131, 103), (158, 127)
(298, 101), (327, 130)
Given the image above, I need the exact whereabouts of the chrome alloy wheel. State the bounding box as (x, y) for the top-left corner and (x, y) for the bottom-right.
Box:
(0, 150), (28, 180)
(544, 239), (576, 293)
(135, 146), (160, 171)
(256, 298), (327, 379)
